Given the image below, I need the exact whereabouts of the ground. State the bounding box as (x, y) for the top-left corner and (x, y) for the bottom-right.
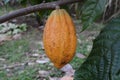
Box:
(0, 6), (104, 80)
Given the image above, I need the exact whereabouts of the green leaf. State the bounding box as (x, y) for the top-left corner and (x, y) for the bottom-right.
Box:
(81, 0), (107, 31)
(74, 16), (120, 80)
(29, 0), (43, 5)
(19, 0), (28, 6)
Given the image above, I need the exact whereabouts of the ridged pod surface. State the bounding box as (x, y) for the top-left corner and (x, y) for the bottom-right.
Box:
(43, 9), (77, 69)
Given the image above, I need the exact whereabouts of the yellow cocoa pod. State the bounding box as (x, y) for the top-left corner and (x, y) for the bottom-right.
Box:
(43, 9), (77, 69)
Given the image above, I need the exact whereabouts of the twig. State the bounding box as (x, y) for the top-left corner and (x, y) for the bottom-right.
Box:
(0, 0), (82, 23)
(102, 0), (112, 22)
(114, 0), (118, 13)
(104, 10), (120, 23)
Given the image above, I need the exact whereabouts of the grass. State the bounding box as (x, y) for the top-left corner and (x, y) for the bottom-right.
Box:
(0, 30), (91, 80)
(0, 39), (30, 63)
(0, 29), (65, 80)
(0, 66), (38, 80)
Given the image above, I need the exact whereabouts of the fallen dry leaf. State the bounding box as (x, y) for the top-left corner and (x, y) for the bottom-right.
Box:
(60, 64), (75, 76)
(12, 34), (22, 40)
(49, 76), (61, 80)
(60, 76), (73, 80)
(0, 34), (12, 42)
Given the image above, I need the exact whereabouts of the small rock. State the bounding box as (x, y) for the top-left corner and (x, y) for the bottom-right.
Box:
(38, 26), (44, 30)
(49, 63), (54, 66)
(38, 70), (49, 77)
(32, 53), (40, 57)
(28, 62), (35, 66)
(0, 58), (5, 61)
(87, 45), (92, 51)
(6, 69), (10, 72)
(36, 59), (49, 64)
(77, 39), (82, 44)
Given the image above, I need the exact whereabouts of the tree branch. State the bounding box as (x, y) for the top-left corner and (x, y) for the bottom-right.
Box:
(0, 0), (83, 23)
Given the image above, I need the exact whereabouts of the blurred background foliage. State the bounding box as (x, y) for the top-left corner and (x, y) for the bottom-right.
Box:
(0, 0), (83, 26)
(1, 0), (119, 30)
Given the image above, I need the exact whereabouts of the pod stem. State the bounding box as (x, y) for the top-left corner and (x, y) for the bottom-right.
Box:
(55, 5), (60, 10)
